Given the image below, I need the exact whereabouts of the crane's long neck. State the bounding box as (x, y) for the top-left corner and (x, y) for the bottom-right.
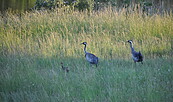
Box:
(129, 43), (135, 52)
(84, 44), (87, 54)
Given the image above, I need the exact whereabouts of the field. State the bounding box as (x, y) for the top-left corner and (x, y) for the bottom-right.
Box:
(0, 8), (173, 102)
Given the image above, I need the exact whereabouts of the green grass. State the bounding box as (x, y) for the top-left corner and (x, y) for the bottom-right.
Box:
(0, 8), (173, 102)
(0, 55), (173, 102)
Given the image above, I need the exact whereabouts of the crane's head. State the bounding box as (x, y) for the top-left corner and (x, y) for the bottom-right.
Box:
(127, 40), (133, 44)
(81, 42), (87, 45)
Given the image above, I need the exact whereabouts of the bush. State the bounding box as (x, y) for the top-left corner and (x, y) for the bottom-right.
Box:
(33, 0), (94, 11)
(76, 0), (94, 11)
(33, 0), (154, 14)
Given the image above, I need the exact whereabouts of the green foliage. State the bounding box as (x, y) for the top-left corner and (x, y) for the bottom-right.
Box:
(34, 0), (94, 11)
(76, 0), (94, 11)
(34, 0), (63, 9)
(33, 0), (153, 12)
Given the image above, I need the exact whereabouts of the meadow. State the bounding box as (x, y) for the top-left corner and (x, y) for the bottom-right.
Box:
(0, 7), (173, 102)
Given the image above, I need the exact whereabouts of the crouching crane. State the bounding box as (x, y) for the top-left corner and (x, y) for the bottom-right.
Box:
(127, 40), (143, 64)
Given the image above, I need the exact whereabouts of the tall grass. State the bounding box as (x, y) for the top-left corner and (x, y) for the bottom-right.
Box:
(0, 8), (173, 102)
(0, 8), (172, 58)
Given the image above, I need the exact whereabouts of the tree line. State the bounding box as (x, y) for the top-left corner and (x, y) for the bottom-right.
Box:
(33, 0), (173, 12)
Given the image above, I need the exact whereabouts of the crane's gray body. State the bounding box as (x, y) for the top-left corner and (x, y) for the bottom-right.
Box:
(85, 52), (98, 65)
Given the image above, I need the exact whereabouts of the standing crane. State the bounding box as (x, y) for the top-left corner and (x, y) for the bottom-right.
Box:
(81, 42), (99, 67)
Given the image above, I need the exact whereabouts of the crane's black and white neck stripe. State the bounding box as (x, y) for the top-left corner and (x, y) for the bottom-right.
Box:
(82, 42), (88, 54)
(81, 42), (99, 67)
(127, 40), (143, 64)
(128, 40), (134, 52)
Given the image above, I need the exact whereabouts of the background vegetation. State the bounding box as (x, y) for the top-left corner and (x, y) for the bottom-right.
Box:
(0, 2), (173, 102)
(1, 0), (173, 12)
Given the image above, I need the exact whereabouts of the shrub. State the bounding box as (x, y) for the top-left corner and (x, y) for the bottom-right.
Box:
(33, 0), (94, 11)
